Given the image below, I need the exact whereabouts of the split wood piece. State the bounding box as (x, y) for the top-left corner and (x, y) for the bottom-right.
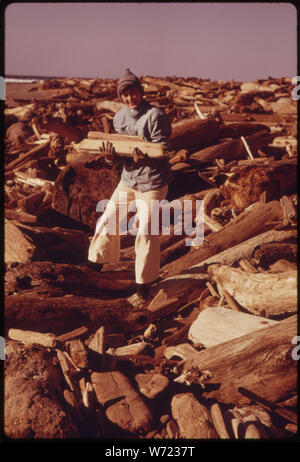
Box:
(160, 200), (284, 279)
(170, 118), (221, 151)
(81, 381), (94, 409)
(239, 259), (258, 273)
(182, 314), (297, 405)
(66, 339), (88, 369)
(87, 130), (144, 142)
(91, 371), (154, 435)
(147, 273), (208, 318)
(17, 191), (46, 215)
(189, 131), (274, 164)
(88, 326), (105, 355)
(188, 307), (278, 348)
(164, 343), (199, 361)
(4, 219), (37, 262)
(220, 289), (241, 312)
(280, 195), (296, 221)
(5, 141), (50, 173)
(210, 403), (231, 439)
(14, 171), (55, 188)
(240, 135), (254, 159)
(56, 326), (88, 343)
(8, 328), (57, 347)
(231, 418), (243, 439)
(206, 282), (219, 298)
(56, 350), (78, 392)
(171, 393), (212, 439)
(237, 387), (297, 425)
(208, 265), (297, 317)
(106, 341), (152, 358)
(78, 136), (166, 158)
(135, 373), (169, 399)
(4, 293), (151, 335)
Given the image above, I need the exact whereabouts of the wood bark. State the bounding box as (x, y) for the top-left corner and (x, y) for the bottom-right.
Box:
(208, 265), (297, 318)
(160, 200), (284, 278)
(189, 131), (274, 164)
(181, 315), (297, 405)
(169, 118), (221, 151)
(4, 293), (151, 335)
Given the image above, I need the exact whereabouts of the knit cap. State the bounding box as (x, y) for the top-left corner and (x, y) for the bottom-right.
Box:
(117, 68), (143, 98)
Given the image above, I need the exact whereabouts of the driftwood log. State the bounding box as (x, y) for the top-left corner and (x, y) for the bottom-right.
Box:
(169, 118), (221, 151)
(160, 200), (284, 278)
(4, 293), (151, 335)
(208, 265), (297, 318)
(181, 314), (297, 405)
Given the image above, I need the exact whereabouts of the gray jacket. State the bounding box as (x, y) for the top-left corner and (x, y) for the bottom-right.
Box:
(113, 100), (174, 192)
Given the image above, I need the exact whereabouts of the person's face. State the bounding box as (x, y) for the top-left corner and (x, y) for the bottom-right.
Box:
(120, 86), (142, 109)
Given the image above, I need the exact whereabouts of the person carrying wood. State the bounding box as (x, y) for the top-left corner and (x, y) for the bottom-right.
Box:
(88, 68), (174, 302)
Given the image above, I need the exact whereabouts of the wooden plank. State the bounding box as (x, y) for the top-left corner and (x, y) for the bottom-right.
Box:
(77, 136), (166, 158)
(8, 328), (57, 347)
(188, 307), (277, 347)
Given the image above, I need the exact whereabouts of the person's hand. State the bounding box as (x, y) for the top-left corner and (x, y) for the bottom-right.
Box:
(100, 141), (116, 164)
(132, 147), (148, 164)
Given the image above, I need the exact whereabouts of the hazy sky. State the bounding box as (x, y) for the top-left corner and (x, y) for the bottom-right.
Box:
(4, 2), (298, 81)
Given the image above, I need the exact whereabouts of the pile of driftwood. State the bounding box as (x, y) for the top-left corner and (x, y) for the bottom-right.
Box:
(4, 75), (297, 440)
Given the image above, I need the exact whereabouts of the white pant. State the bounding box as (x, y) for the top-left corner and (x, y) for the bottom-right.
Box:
(88, 181), (168, 284)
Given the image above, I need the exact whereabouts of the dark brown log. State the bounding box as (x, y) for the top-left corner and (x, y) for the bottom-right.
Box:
(181, 315), (297, 405)
(189, 131), (275, 164)
(220, 160), (297, 210)
(160, 201), (284, 278)
(218, 122), (270, 139)
(4, 293), (151, 335)
(51, 160), (120, 229)
(170, 118), (221, 151)
(5, 261), (135, 297)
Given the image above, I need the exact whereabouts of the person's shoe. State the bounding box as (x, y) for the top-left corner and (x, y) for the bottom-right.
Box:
(87, 261), (103, 272)
(136, 283), (150, 301)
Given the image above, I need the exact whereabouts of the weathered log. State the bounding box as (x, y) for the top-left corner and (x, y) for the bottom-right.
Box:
(181, 315), (297, 405)
(147, 229), (295, 319)
(160, 200), (284, 278)
(78, 134), (166, 158)
(5, 261), (135, 297)
(5, 222), (90, 264)
(220, 160), (297, 210)
(189, 131), (274, 164)
(8, 328), (57, 347)
(51, 160), (119, 229)
(170, 118), (221, 151)
(4, 293), (151, 335)
(188, 307), (278, 347)
(210, 403), (230, 439)
(208, 265), (297, 318)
